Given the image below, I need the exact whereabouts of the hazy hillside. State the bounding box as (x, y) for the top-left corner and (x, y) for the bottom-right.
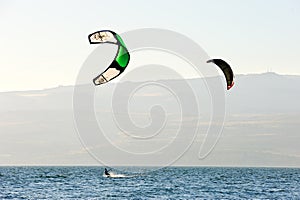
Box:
(0, 73), (300, 166)
(1, 72), (299, 113)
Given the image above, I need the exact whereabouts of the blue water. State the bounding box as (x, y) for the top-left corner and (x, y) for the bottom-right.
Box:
(0, 167), (299, 199)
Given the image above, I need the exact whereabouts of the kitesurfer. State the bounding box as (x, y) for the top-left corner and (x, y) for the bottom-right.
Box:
(104, 168), (110, 176)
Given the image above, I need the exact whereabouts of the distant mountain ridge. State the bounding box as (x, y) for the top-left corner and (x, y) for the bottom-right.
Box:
(1, 72), (299, 114)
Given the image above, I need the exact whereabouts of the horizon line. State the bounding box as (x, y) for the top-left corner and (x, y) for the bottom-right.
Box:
(1, 72), (299, 93)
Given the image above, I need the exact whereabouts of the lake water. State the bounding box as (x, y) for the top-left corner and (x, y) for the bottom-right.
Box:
(0, 167), (299, 199)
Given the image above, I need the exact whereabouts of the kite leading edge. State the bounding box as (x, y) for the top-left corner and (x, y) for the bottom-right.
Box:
(207, 59), (235, 90)
(88, 30), (130, 85)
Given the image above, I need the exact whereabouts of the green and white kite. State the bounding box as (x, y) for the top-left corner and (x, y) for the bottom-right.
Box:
(88, 30), (130, 85)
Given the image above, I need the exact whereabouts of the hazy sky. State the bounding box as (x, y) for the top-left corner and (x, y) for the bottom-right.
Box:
(1, 0), (300, 91)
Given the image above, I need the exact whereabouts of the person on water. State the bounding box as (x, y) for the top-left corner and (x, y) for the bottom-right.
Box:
(104, 168), (110, 176)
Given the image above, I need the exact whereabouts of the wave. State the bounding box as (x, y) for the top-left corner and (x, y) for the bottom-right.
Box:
(103, 172), (141, 178)
(39, 174), (68, 179)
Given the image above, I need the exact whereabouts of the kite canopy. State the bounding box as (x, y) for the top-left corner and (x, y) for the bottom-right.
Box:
(88, 30), (130, 85)
(207, 59), (234, 90)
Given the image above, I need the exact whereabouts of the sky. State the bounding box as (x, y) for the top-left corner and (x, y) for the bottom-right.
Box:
(0, 0), (300, 91)
(0, 0), (300, 167)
